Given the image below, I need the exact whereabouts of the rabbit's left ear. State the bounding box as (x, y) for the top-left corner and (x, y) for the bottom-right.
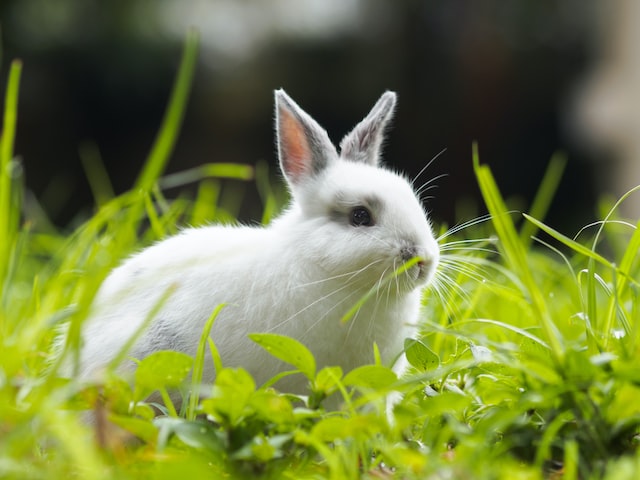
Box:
(275, 89), (338, 186)
(339, 91), (397, 166)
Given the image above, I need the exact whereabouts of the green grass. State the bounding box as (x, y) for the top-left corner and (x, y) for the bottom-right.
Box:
(2, 35), (640, 480)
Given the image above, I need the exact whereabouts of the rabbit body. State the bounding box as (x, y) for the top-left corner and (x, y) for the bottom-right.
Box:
(79, 90), (439, 397)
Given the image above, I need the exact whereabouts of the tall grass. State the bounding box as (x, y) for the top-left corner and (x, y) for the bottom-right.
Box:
(1, 34), (640, 479)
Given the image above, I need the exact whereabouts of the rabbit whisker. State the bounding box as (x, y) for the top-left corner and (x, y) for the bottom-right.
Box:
(266, 281), (356, 333)
(360, 229), (395, 251)
(300, 287), (363, 341)
(439, 263), (487, 285)
(292, 259), (386, 289)
(436, 214), (494, 241)
(415, 173), (449, 198)
(411, 148), (447, 187)
(439, 236), (496, 249)
(273, 257), (388, 332)
(430, 275), (472, 318)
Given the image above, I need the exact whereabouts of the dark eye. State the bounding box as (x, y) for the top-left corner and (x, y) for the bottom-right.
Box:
(350, 206), (373, 227)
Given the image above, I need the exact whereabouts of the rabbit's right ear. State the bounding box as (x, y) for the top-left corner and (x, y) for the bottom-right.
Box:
(275, 89), (338, 186)
(339, 91), (396, 166)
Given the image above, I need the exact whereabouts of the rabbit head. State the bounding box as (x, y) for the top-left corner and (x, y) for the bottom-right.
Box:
(274, 89), (439, 294)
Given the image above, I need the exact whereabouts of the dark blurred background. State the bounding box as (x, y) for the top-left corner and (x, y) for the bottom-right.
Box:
(2, 0), (635, 232)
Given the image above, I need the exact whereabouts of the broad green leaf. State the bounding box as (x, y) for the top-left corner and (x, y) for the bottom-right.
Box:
(135, 350), (194, 395)
(249, 333), (316, 380)
(103, 375), (135, 415)
(343, 365), (397, 390)
(232, 433), (292, 462)
(516, 358), (563, 385)
(313, 366), (343, 396)
(109, 414), (159, 444)
(311, 415), (384, 443)
(379, 445), (428, 475)
(201, 367), (255, 425)
(154, 417), (223, 452)
(421, 391), (473, 416)
(250, 390), (294, 425)
(310, 416), (351, 443)
(404, 338), (440, 372)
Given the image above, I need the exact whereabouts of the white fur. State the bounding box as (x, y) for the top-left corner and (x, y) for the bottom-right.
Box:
(79, 90), (440, 400)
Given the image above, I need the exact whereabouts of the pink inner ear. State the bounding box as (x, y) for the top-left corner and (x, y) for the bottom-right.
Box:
(279, 107), (311, 181)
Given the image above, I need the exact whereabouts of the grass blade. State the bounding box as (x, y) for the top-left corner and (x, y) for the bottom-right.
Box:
(0, 60), (22, 298)
(158, 163), (254, 190)
(520, 152), (567, 248)
(473, 144), (564, 362)
(522, 213), (613, 268)
(134, 29), (199, 192)
(79, 141), (115, 206)
(188, 303), (226, 420)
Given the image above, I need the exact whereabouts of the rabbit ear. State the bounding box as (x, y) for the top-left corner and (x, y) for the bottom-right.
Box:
(339, 91), (397, 166)
(275, 89), (338, 185)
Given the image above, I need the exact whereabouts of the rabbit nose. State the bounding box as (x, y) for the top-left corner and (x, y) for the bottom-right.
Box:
(401, 245), (423, 264)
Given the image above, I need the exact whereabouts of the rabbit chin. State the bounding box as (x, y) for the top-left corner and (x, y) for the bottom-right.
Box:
(408, 259), (437, 287)
(392, 261), (437, 294)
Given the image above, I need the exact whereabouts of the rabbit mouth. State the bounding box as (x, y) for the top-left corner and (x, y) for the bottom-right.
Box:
(409, 257), (435, 284)
(398, 245), (437, 285)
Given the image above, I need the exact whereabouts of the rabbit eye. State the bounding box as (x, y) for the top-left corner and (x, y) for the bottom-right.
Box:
(350, 206), (373, 227)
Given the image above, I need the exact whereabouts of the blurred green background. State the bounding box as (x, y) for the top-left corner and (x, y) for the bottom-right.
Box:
(0, 1), (609, 230)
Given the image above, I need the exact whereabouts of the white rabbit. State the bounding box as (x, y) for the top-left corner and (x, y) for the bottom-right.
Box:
(79, 89), (440, 403)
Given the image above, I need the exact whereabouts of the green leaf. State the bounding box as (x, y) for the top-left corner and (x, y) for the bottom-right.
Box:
(135, 350), (194, 399)
(232, 433), (292, 462)
(250, 390), (294, 425)
(109, 414), (159, 444)
(249, 333), (316, 380)
(313, 366), (343, 396)
(310, 416), (351, 443)
(343, 365), (397, 390)
(309, 366), (344, 408)
(311, 415), (384, 443)
(200, 367), (255, 425)
(379, 445), (428, 475)
(404, 338), (440, 372)
(154, 417), (223, 452)
(102, 375), (135, 415)
(420, 391), (473, 416)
